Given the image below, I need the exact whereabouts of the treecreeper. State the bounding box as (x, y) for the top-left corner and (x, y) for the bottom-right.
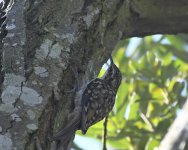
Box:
(52, 56), (122, 147)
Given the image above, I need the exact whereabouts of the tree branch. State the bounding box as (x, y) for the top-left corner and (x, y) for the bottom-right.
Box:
(159, 98), (188, 150)
(2, 0), (188, 149)
(103, 116), (108, 150)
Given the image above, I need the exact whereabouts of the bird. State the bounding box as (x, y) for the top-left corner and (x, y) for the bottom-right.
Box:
(52, 56), (122, 142)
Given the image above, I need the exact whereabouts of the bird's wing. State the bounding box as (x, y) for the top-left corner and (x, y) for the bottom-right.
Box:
(52, 115), (80, 141)
(81, 78), (115, 134)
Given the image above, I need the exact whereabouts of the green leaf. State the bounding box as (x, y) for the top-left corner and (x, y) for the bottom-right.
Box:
(146, 138), (160, 150)
(108, 137), (132, 149)
(166, 35), (185, 49)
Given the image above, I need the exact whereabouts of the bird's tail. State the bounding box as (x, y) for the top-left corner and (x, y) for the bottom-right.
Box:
(52, 118), (80, 141)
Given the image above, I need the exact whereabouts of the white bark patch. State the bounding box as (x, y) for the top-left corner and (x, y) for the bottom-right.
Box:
(53, 33), (61, 38)
(32, 81), (37, 85)
(49, 43), (62, 59)
(6, 24), (16, 30)
(83, 8), (100, 27)
(0, 135), (13, 150)
(0, 104), (18, 113)
(34, 66), (49, 77)
(1, 86), (20, 103)
(1, 86), (43, 107)
(0, 74), (43, 112)
(4, 74), (25, 86)
(20, 87), (43, 106)
(26, 124), (38, 130)
(27, 110), (35, 120)
(6, 33), (15, 38)
(0, 74), (25, 113)
(61, 33), (75, 44)
(36, 39), (64, 60)
(11, 114), (22, 122)
(12, 43), (18, 47)
(35, 39), (53, 60)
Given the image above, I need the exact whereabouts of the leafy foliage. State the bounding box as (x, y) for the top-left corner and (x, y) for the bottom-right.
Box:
(75, 35), (188, 150)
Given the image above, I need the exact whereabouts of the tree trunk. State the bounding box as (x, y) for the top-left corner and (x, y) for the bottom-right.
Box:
(1, 0), (188, 149)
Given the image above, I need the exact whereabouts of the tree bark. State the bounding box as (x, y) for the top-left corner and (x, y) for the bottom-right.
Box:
(1, 0), (188, 150)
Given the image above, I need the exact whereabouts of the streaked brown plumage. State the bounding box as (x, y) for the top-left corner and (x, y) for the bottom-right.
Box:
(53, 56), (122, 141)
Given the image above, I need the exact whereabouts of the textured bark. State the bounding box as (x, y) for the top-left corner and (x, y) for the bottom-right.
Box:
(1, 0), (188, 150)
